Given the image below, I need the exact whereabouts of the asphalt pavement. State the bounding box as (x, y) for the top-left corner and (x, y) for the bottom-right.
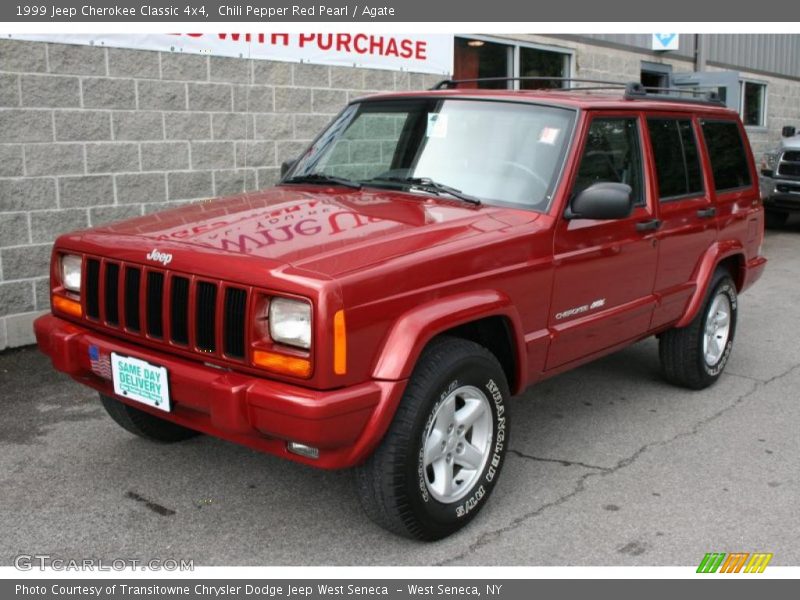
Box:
(1, 224), (798, 567)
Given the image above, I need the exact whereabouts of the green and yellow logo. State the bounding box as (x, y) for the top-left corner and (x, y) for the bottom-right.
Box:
(697, 552), (773, 573)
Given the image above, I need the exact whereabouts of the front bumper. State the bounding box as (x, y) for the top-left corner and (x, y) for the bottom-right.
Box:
(34, 314), (407, 469)
(760, 175), (800, 212)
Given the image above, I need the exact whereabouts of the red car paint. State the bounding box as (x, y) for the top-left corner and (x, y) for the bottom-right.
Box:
(35, 89), (767, 469)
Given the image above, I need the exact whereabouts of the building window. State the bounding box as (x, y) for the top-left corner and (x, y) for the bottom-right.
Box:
(740, 81), (767, 127)
(454, 36), (571, 89)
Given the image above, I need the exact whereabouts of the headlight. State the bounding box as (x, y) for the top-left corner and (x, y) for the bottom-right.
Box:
(60, 254), (82, 293)
(269, 297), (311, 349)
(763, 151), (780, 171)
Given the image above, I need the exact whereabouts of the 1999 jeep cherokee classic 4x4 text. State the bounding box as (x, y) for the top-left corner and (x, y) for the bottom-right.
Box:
(35, 79), (766, 540)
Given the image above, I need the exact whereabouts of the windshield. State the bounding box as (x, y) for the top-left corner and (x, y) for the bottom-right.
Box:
(287, 98), (576, 211)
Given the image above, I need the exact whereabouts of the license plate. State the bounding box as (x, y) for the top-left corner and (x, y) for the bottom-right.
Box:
(111, 353), (171, 412)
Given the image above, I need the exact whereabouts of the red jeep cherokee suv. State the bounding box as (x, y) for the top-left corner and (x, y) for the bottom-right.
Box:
(35, 80), (766, 540)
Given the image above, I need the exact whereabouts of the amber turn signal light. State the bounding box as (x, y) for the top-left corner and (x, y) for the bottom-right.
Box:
(253, 350), (312, 378)
(333, 309), (347, 375)
(52, 294), (82, 318)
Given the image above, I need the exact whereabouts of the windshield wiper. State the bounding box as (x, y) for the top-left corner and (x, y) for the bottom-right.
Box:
(364, 176), (482, 206)
(283, 173), (362, 190)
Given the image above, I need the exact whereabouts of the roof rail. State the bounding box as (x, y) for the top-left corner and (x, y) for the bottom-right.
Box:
(430, 77), (725, 106)
(430, 76), (626, 90)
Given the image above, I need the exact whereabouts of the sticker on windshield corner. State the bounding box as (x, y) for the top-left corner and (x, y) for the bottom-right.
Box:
(427, 113), (448, 138)
(538, 127), (561, 145)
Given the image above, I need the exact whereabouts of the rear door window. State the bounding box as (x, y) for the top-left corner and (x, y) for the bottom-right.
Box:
(700, 120), (752, 192)
(646, 118), (704, 200)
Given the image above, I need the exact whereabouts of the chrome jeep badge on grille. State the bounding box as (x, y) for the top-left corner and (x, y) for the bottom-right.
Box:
(146, 249), (173, 266)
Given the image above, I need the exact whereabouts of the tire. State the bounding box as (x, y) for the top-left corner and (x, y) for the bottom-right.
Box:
(659, 270), (738, 390)
(355, 336), (510, 541)
(100, 394), (200, 443)
(765, 210), (788, 229)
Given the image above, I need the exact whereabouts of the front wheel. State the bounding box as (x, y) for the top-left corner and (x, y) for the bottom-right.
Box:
(355, 337), (510, 540)
(659, 271), (738, 390)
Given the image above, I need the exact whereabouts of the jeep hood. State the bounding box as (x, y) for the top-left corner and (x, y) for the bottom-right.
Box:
(75, 186), (538, 278)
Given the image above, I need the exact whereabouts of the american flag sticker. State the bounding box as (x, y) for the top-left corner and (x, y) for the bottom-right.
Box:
(88, 344), (112, 380)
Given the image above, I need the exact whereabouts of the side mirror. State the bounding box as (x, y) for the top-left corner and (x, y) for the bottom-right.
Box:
(782, 126), (796, 138)
(280, 159), (296, 178)
(566, 182), (633, 220)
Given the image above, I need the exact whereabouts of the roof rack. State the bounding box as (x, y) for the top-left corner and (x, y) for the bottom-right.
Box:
(429, 77), (725, 106)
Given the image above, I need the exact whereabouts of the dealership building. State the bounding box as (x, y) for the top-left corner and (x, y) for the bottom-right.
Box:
(1, 33), (798, 349)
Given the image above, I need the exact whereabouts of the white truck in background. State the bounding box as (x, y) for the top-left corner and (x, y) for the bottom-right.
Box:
(761, 125), (800, 227)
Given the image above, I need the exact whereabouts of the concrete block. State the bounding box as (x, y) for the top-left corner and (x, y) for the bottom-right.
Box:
(1, 243), (51, 280)
(213, 168), (258, 196)
(108, 47), (160, 79)
(58, 175), (114, 208)
(210, 56), (252, 83)
(0, 73), (20, 107)
(55, 110), (111, 141)
(190, 141), (235, 169)
(140, 141), (190, 171)
(85, 143), (139, 173)
(115, 173), (167, 204)
(235, 141), (276, 168)
(89, 204), (142, 226)
(293, 63), (330, 87)
(0, 110), (54, 143)
(112, 111), (164, 141)
(24, 143), (84, 176)
(137, 80), (187, 111)
(82, 77), (136, 109)
(161, 52), (208, 81)
(275, 87), (311, 113)
(253, 61), (292, 86)
(167, 171), (213, 200)
(254, 113), (293, 139)
(47, 43), (106, 76)
(0, 178), (57, 211)
(0, 145), (24, 177)
(0, 213), (30, 247)
(188, 83), (233, 112)
(212, 113), (254, 140)
(0, 39), (47, 73)
(165, 112), (211, 140)
(30, 209), (89, 242)
(312, 89), (347, 114)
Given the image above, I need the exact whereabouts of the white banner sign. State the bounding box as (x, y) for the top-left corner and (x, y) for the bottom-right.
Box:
(12, 33), (454, 75)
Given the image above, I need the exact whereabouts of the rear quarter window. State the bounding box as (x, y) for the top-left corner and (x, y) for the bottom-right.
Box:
(700, 120), (753, 192)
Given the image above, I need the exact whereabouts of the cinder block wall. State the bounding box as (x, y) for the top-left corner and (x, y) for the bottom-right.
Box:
(0, 39), (442, 350)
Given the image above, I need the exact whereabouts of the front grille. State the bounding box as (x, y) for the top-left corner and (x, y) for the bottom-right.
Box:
(778, 151), (800, 178)
(81, 258), (250, 362)
(778, 162), (800, 177)
(782, 150), (800, 162)
(195, 281), (217, 352)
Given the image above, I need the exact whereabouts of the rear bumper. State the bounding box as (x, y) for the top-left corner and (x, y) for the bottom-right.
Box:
(34, 314), (407, 469)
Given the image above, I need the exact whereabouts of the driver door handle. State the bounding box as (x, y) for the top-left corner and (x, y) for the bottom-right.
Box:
(635, 219), (662, 232)
(697, 207), (717, 218)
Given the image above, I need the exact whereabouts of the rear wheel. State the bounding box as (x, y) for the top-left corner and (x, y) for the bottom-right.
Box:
(659, 271), (738, 390)
(100, 394), (200, 442)
(355, 337), (509, 540)
(765, 210), (788, 229)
